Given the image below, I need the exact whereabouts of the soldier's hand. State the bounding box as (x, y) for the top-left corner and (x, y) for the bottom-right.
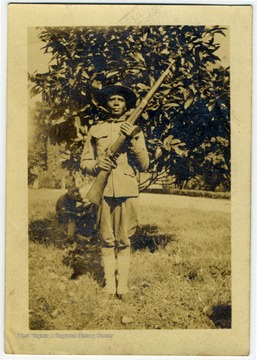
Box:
(120, 123), (136, 137)
(96, 157), (117, 171)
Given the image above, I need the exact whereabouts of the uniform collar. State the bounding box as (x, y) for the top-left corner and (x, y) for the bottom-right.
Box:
(107, 115), (126, 123)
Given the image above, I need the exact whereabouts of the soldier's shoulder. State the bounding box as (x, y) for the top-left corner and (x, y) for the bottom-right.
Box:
(89, 121), (105, 130)
(89, 121), (108, 137)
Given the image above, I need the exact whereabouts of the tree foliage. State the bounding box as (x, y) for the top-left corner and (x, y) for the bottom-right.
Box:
(29, 25), (230, 191)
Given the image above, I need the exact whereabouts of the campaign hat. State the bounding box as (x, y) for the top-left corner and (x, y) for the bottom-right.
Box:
(94, 85), (137, 110)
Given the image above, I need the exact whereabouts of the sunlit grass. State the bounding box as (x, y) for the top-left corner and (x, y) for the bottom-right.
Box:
(29, 189), (231, 330)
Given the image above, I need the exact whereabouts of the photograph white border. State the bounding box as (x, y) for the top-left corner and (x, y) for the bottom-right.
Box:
(1, 0), (256, 359)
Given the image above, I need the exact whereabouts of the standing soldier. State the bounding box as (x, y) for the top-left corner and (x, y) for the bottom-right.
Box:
(81, 85), (149, 301)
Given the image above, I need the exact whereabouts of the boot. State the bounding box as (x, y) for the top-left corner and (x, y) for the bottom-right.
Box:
(116, 247), (131, 296)
(101, 247), (116, 294)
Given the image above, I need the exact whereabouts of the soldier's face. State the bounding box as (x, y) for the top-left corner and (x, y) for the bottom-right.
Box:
(107, 95), (127, 117)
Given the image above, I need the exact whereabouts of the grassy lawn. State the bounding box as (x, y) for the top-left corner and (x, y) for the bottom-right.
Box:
(29, 189), (231, 330)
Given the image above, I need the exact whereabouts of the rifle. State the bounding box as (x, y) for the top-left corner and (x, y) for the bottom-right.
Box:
(86, 61), (174, 205)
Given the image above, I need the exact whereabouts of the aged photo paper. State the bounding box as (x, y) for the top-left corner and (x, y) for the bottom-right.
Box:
(5, 4), (251, 356)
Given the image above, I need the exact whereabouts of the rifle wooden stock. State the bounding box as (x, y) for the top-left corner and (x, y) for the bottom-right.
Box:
(86, 62), (174, 205)
(86, 169), (111, 206)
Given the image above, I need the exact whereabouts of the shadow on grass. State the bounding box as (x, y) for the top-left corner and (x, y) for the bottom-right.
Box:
(209, 305), (231, 328)
(29, 217), (175, 282)
(29, 216), (66, 247)
(131, 224), (174, 253)
(62, 239), (104, 283)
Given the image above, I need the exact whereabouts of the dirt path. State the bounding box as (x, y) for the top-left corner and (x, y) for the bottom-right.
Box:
(139, 193), (230, 213)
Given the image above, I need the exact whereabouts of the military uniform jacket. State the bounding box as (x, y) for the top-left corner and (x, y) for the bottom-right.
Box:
(81, 118), (149, 198)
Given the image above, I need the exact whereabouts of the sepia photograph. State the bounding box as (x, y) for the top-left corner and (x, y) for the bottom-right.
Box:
(5, 4), (252, 356)
(28, 24), (231, 331)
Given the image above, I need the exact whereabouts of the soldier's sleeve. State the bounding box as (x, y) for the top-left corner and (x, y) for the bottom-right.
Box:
(129, 129), (149, 172)
(80, 130), (99, 176)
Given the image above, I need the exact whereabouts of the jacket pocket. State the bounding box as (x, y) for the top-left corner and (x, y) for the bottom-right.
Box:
(93, 134), (110, 156)
(123, 169), (136, 178)
(93, 134), (108, 140)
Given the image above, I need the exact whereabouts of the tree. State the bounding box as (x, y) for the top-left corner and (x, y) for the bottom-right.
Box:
(28, 102), (48, 185)
(29, 25), (230, 191)
(28, 101), (71, 188)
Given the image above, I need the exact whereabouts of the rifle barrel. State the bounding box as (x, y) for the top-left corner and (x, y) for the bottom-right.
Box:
(85, 61), (174, 205)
